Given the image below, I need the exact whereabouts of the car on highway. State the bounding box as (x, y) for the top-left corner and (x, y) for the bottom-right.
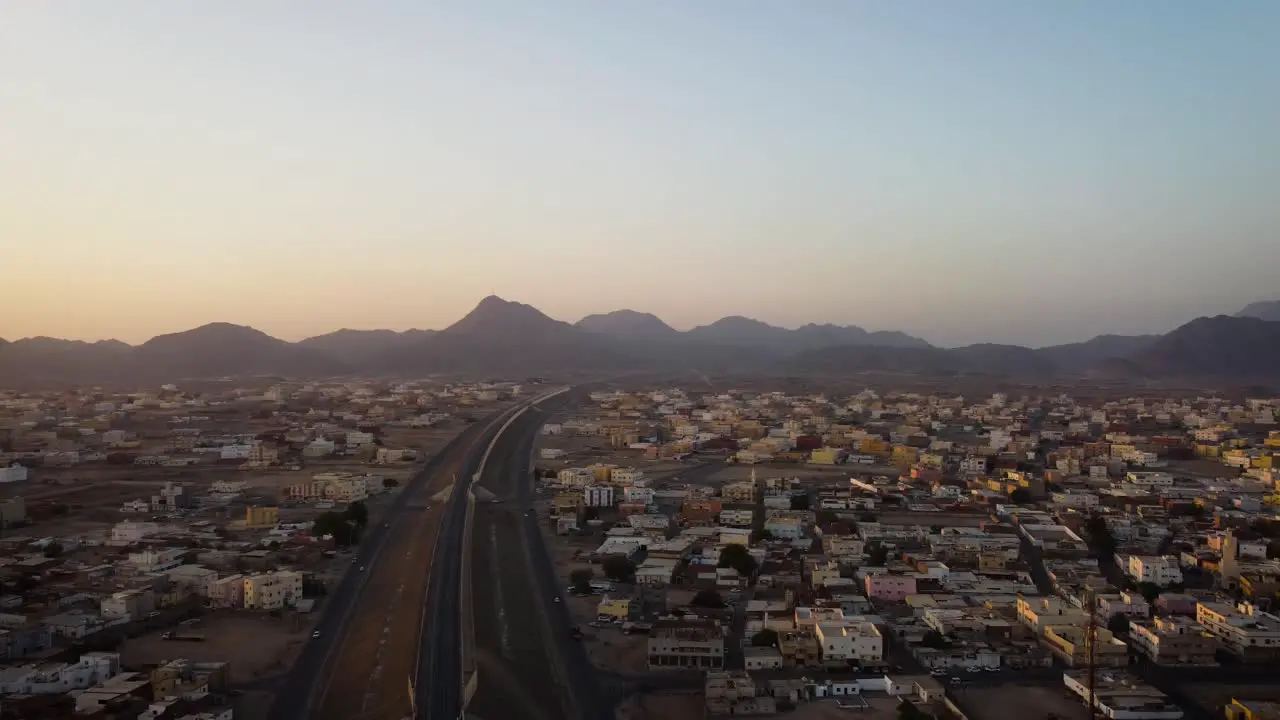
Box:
(553, 596), (561, 603)
(358, 566), (365, 572)
(312, 630), (320, 638)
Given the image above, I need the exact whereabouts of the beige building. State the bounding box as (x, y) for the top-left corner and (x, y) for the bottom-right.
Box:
(1042, 625), (1129, 667)
(1128, 617), (1218, 666)
(243, 571), (303, 610)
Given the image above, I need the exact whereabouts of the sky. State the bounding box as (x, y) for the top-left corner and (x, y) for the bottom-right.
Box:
(2, 2), (1277, 348)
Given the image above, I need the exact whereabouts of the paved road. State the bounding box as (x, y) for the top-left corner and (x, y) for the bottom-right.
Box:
(467, 389), (613, 720)
(270, 412), (508, 720)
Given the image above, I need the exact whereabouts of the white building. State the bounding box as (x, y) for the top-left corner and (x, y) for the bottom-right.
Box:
(1051, 491), (1098, 510)
(346, 431), (375, 448)
(0, 464), (28, 483)
(110, 521), (161, 544)
(623, 486), (654, 505)
(302, 439), (335, 457)
(0, 652), (119, 694)
(1196, 601), (1280, 657)
(584, 486), (614, 508)
(719, 509), (754, 528)
(127, 548), (185, 573)
(1126, 555), (1183, 587)
(219, 444), (252, 460)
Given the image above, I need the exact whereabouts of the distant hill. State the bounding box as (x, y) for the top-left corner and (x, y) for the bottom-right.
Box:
(1124, 315), (1280, 380)
(132, 323), (348, 380)
(298, 328), (436, 365)
(1237, 300), (1280, 322)
(4, 300), (1277, 386)
(379, 296), (627, 375)
(1036, 334), (1159, 369)
(576, 310), (680, 341)
(0, 337), (133, 385)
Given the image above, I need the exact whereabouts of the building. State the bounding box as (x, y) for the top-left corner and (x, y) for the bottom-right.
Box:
(1128, 617), (1218, 666)
(243, 571), (303, 610)
(206, 574), (246, 609)
(1063, 671), (1184, 720)
(557, 468), (595, 488)
(721, 481), (756, 503)
(1126, 555), (1184, 587)
(1042, 626), (1129, 667)
(245, 506), (279, 528)
(596, 596), (630, 621)
(814, 621), (883, 666)
(1196, 601), (1280, 659)
(584, 485), (615, 508)
(648, 620), (725, 671)
(0, 464), (28, 484)
(127, 548), (185, 573)
(610, 467), (644, 486)
(864, 573), (916, 601)
(0, 497), (25, 527)
(719, 509), (753, 528)
(100, 590), (155, 621)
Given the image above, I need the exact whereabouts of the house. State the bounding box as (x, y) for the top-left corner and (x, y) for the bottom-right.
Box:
(243, 571), (303, 610)
(864, 573), (916, 601)
(1128, 617), (1218, 666)
(0, 464), (27, 484)
(648, 620), (725, 671)
(597, 596), (630, 621)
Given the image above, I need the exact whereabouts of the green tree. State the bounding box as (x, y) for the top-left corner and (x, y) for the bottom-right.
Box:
(1009, 487), (1032, 504)
(1107, 614), (1130, 635)
(1085, 515), (1118, 557)
(718, 544), (758, 577)
(313, 511), (357, 547)
(42, 542), (63, 558)
(866, 542), (890, 567)
(751, 629), (778, 647)
(691, 589), (725, 608)
(344, 500), (369, 529)
(601, 555), (636, 582)
(750, 528), (774, 544)
(382, 477), (399, 488)
(570, 568), (594, 594)
(790, 493), (811, 511)
(920, 629), (948, 649)
(1137, 582), (1161, 603)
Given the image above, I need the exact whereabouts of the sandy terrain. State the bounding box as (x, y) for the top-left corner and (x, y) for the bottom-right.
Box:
(957, 683), (1084, 720)
(615, 691), (704, 720)
(120, 614), (312, 684)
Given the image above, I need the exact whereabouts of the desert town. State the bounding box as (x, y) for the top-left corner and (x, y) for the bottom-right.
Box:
(1, 382), (1280, 719)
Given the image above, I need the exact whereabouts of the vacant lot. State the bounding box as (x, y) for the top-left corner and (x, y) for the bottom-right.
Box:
(120, 613), (311, 684)
(615, 691), (704, 720)
(958, 683), (1084, 720)
(1182, 681), (1280, 717)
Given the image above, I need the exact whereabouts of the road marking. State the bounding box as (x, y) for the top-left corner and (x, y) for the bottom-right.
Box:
(490, 523), (511, 657)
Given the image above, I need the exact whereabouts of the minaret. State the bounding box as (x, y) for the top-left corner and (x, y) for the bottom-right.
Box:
(1221, 528), (1241, 583)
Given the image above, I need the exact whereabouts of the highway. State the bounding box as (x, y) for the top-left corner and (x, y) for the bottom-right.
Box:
(466, 389), (612, 720)
(270, 408), (514, 720)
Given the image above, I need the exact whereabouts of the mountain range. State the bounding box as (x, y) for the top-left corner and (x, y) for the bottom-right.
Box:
(2, 296), (1278, 386)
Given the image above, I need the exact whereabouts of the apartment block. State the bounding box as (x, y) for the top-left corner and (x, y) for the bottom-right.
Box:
(647, 620), (725, 671)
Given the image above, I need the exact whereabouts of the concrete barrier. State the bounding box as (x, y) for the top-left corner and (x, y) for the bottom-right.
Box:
(460, 486), (477, 709)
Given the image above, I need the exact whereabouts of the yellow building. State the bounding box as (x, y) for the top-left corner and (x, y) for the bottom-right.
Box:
(809, 448), (840, 465)
(1254, 455), (1275, 470)
(891, 445), (918, 467)
(1226, 697), (1280, 720)
(596, 595), (630, 621)
(551, 492), (585, 518)
(1195, 443), (1221, 458)
(245, 506), (279, 528)
(860, 438), (889, 457)
(586, 464), (616, 482)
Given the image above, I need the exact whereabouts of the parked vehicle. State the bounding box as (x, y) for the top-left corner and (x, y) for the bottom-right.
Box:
(161, 632), (205, 642)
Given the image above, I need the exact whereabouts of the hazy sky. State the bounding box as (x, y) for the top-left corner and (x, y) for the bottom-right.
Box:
(2, 2), (1277, 348)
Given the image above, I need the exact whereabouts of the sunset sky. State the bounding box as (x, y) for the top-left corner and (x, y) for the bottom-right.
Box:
(2, 2), (1277, 347)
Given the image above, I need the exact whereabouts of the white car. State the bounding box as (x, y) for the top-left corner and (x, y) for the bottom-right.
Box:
(553, 597), (561, 603)
(312, 630), (321, 638)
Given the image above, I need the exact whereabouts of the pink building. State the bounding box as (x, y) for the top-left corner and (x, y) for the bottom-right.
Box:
(863, 573), (916, 601)
(1154, 592), (1199, 616)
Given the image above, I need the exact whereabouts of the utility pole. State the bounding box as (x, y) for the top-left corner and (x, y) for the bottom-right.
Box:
(1084, 586), (1098, 720)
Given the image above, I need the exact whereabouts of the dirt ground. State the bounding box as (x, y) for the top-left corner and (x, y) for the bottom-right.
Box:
(119, 613), (312, 684)
(615, 691), (704, 720)
(785, 696), (907, 720)
(958, 683), (1084, 720)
